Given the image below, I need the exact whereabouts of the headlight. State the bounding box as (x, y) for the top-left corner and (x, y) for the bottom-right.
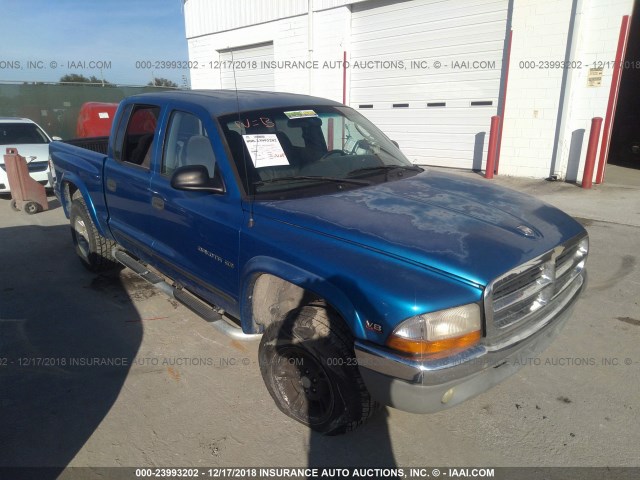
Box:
(386, 303), (482, 357)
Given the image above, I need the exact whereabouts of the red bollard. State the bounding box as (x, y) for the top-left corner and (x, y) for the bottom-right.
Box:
(582, 117), (603, 189)
(485, 116), (501, 179)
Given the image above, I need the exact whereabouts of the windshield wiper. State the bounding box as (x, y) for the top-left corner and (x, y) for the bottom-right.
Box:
(347, 165), (423, 176)
(253, 175), (371, 186)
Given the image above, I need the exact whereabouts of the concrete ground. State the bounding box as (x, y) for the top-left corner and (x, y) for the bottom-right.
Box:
(0, 171), (639, 471)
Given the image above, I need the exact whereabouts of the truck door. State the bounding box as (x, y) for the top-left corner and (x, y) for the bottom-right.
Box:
(104, 103), (160, 258)
(146, 109), (241, 309)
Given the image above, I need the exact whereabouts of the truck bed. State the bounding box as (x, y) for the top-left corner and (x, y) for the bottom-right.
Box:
(63, 136), (110, 155)
(49, 138), (110, 234)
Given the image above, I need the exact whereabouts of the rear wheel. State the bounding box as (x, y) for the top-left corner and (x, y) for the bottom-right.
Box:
(10, 199), (19, 212)
(258, 304), (378, 435)
(69, 197), (118, 272)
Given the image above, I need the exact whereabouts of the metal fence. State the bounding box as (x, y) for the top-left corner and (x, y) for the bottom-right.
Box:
(0, 83), (176, 139)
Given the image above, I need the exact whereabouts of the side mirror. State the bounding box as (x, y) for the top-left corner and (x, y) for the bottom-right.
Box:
(170, 165), (225, 194)
(51, 136), (62, 141)
(391, 140), (399, 148)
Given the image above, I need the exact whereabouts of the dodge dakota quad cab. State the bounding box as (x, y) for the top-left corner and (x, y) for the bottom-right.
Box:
(50, 90), (588, 435)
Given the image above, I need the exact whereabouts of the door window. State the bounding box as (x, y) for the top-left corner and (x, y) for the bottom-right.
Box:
(121, 105), (160, 169)
(162, 111), (217, 178)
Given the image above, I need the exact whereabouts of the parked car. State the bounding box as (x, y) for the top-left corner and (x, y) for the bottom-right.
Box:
(50, 90), (588, 434)
(76, 102), (119, 138)
(0, 117), (57, 193)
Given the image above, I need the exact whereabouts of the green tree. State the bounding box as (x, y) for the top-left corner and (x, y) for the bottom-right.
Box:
(147, 77), (178, 88)
(59, 74), (112, 86)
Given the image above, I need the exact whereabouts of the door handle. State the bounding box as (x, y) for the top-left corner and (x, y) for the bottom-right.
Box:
(152, 196), (165, 210)
(106, 178), (117, 192)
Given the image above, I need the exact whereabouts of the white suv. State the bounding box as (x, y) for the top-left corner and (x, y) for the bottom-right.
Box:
(0, 117), (56, 193)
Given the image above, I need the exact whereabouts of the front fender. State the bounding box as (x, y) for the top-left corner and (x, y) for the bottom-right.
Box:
(240, 256), (365, 338)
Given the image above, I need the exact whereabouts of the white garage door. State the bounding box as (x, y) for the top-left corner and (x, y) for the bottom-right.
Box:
(219, 42), (275, 91)
(350, 0), (508, 169)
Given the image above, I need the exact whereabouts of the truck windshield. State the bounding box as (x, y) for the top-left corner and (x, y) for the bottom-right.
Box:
(218, 105), (422, 199)
(0, 123), (50, 145)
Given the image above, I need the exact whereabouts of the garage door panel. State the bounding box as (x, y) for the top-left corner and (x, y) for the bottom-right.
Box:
(351, 81), (501, 101)
(351, 39), (505, 61)
(219, 43), (274, 91)
(350, 0), (507, 169)
(401, 147), (481, 160)
(353, 0), (505, 18)
(388, 133), (483, 148)
(352, 33), (505, 58)
(359, 109), (494, 123)
(372, 125), (491, 137)
(350, 70), (502, 86)
(352, 0), (505, 24)
(352, 11), (507, 39)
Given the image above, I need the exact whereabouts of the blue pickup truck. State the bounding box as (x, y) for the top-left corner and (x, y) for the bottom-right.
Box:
(50, 90), (588, 434)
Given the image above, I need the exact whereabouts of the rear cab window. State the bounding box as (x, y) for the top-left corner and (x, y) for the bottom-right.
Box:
(113, 104), (160, 170)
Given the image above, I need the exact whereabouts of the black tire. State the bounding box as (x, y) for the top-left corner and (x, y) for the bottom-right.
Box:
(10, 199), (19, 212)
(259, 304), (378, 435)
(69, 197), (118, 272)
(23, 201), (41, 215)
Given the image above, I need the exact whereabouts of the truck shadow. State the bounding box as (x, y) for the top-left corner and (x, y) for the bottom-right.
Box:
(0, 224), (142, 475)
(307, 409), (398, 470)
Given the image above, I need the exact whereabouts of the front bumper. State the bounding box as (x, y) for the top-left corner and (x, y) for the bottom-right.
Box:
(355, 271), (586, 414)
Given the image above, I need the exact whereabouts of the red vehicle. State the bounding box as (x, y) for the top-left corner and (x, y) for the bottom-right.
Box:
(76, 102), (119, 138)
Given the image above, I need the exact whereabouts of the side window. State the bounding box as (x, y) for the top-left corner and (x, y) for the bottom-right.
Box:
(121, 105), (160, 169)
(162, 111), (217, 178)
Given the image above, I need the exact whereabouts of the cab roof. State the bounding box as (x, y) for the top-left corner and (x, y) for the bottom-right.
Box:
(125, 89), (343, 116)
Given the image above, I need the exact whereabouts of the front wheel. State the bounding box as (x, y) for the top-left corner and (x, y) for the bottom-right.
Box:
(258, 305), (378, 435)
(69, 197), (118, 272)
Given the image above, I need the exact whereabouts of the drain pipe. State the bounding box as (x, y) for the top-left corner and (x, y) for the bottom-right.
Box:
(308, 0), (314, 95)
(550, 0), (584, 179)
(343, 50), (347, 105)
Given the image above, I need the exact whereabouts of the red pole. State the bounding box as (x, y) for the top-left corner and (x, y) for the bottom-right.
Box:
(485, 116), (501, 179)
(342, 50), (347, 105)
(582, 117), (603, 189)
(495, 29), (513, 174)
(595, 15), (630, 184)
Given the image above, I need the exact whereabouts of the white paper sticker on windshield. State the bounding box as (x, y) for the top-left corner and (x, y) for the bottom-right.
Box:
(98, 112), (110, 119)
(284, 110), (317, 120)
(242, 134), (290, 168)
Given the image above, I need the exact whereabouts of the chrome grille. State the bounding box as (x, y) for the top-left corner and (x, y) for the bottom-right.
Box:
(487, 235), (588, 337)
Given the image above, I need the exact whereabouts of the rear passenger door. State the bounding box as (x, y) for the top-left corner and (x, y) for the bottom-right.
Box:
(146, 109), (241, 309)
(104, 103), (161, 258)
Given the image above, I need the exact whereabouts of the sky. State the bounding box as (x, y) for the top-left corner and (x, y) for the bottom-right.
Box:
(0, 0), (190, 86)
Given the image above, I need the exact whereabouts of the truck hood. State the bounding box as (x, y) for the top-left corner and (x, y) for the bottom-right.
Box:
(255, 170), (585, 286)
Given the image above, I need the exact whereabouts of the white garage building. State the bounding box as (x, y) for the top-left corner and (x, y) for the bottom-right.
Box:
(184, 0), (638, 184)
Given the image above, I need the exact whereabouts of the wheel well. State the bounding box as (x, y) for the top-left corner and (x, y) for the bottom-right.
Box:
(251, 274), (335, 330)
(64, 181), (80, 207)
